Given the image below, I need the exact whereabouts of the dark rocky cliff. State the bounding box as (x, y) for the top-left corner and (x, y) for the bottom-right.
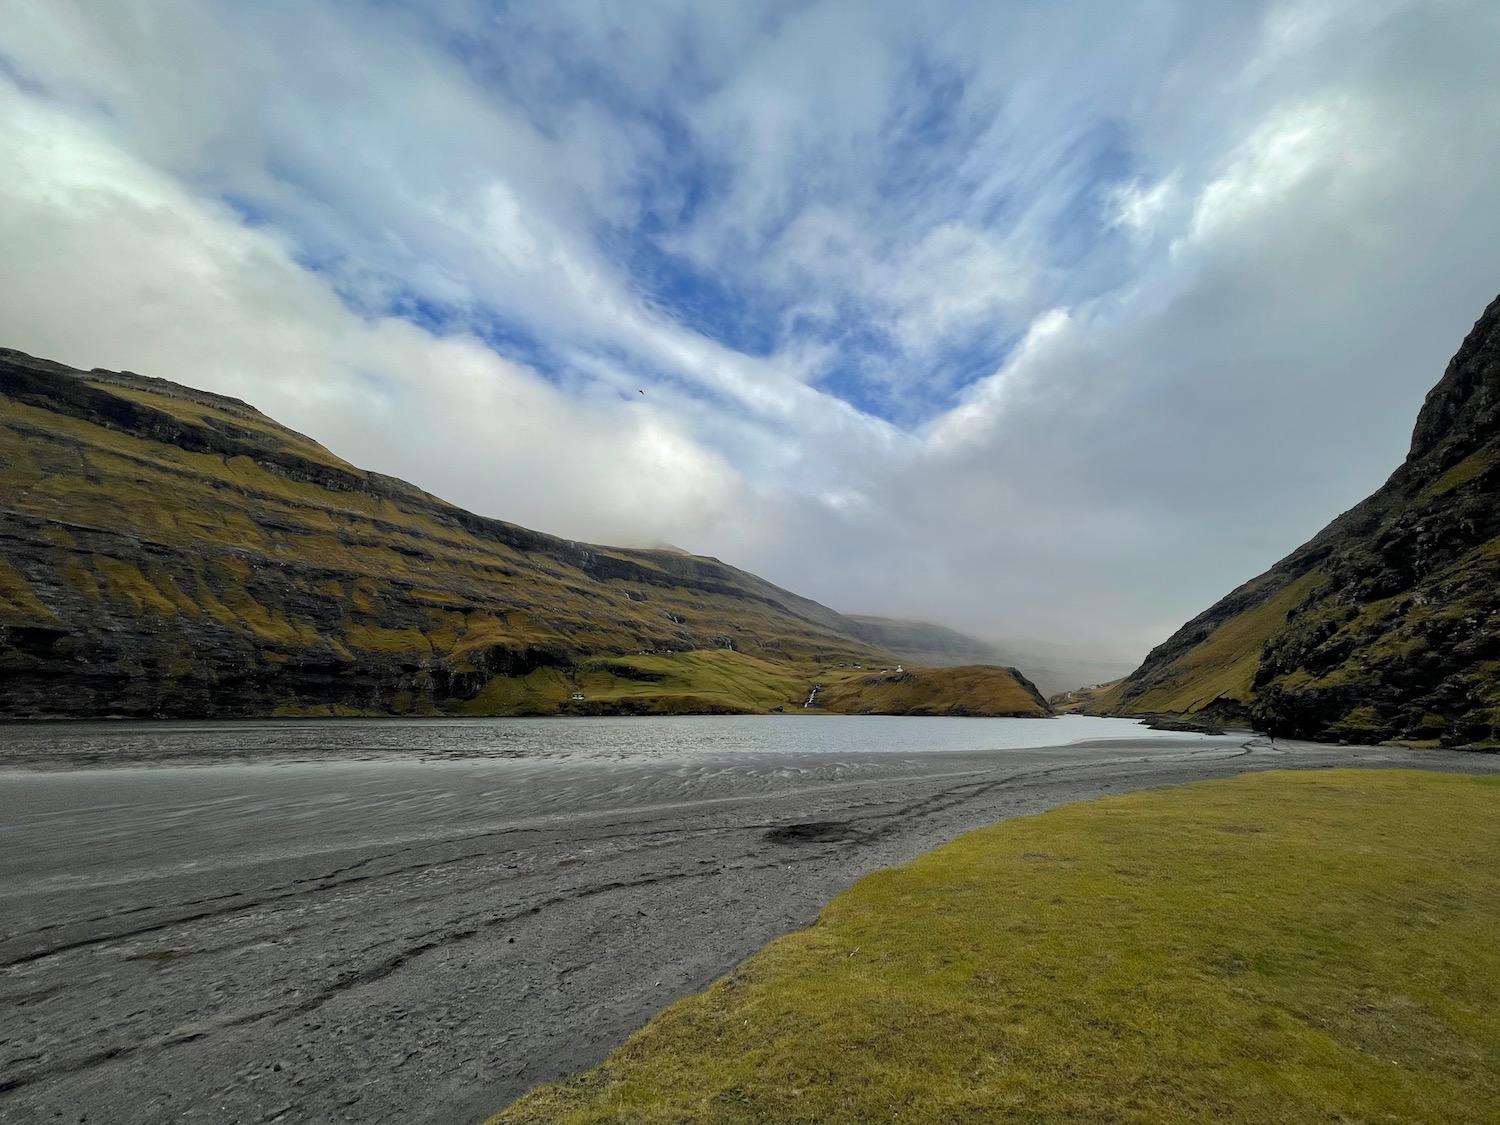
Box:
(1101, 293), (1500, 746)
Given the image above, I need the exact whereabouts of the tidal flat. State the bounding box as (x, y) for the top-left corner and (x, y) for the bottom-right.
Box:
(2, 716), (1494, 1124)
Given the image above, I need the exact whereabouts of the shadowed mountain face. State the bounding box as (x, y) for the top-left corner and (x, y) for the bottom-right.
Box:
(841, 615), (1130, 697)
(840, 616), (1011, 670)
(0, 349), (1048, 719)
(1099, 293), (1500, 746)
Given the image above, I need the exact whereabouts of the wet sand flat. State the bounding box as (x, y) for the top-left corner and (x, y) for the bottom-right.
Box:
(2, 717), (1494, 1124)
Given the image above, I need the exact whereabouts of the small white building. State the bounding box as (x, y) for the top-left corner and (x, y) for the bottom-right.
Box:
(571, 693), (585, 701)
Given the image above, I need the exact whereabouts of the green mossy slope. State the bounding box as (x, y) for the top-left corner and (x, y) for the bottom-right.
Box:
(0, 348), (1048, 719)
(815, 663), (1049, 716)
(1098, 293), (1500, 745)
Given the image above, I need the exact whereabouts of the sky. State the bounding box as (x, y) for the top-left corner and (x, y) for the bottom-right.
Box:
(1, 0), (1498, 673)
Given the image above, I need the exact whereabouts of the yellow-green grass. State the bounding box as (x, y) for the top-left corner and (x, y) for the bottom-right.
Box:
(0, 557), (55, 626)
(0, 383), (894, 694)
(86, 378), (355, 469)
(0, 375), (939, 716)
(457, 653), (906, 716)
(1252, 542), (1500, 729)
(1423, 447), (1497, 498)
(1121, 571), (1325, 716)
(489, 657), (1051, 718)
(1050, 677), (1125, 714)
(817, 664), (1048, 716)
(0, 363), (1037, 718)
(569, 651), (808, 714)
(492, 769), (1500, 1125)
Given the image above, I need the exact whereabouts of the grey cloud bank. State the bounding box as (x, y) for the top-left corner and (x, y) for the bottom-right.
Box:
(1, 0), (1497, 671)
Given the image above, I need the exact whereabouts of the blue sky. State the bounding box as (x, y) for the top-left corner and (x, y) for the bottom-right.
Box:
(2, 0), (1498, 676)
(207, 1), (1161, 426)
(229, 2), (1231, 421)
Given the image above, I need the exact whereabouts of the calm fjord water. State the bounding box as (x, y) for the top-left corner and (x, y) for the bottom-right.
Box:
(1, 713), (1191, 768)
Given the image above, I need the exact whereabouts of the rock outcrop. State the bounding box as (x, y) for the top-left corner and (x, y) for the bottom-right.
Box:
(1098, 294), (1500, 746)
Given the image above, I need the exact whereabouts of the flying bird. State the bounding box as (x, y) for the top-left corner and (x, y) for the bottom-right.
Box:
(639, 389), (645, 395)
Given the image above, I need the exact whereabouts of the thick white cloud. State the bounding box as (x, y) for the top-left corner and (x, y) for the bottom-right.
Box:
(1, 0), (1498, 679)
(0, 84), (743, 547)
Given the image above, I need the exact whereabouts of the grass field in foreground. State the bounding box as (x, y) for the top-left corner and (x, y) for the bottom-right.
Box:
(490, 769), (1500, 1125)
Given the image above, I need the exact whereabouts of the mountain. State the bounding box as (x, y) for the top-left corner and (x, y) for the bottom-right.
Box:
(816, 663), (1049, 717)
(840, 616), (1011, 669)
(841, 616), (1131, 696)
(1095, 294), (1500, 747)
(0, 348), (1048, 720)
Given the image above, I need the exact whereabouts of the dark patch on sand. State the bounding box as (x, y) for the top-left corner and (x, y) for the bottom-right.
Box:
(764, 820), (863, 845)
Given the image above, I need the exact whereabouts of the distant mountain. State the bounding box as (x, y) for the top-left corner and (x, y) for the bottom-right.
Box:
(1095, 294), (1500, 747)
(0, 349), (1048, 720)
(840, 616), (1011, 669)
(843, 615), (1131, 697)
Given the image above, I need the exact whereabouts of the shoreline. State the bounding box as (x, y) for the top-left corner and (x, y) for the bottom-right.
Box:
(4, 732), (1495, 1124)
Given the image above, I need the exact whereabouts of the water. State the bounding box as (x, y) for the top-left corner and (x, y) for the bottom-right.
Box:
(0, 713), (1195, 770)
(0, 716), (1219, 887)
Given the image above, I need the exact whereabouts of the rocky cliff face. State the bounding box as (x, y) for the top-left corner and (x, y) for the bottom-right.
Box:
(0, 349), (1050, 720)
(1102, 294), (1500, 746)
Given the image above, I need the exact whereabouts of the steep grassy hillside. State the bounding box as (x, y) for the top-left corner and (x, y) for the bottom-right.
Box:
(1049, 678), (1124, 714)
(815, 664), (1048, 716)
(0, 348), (1049, 719)
(1099, 294), (1500, 745)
